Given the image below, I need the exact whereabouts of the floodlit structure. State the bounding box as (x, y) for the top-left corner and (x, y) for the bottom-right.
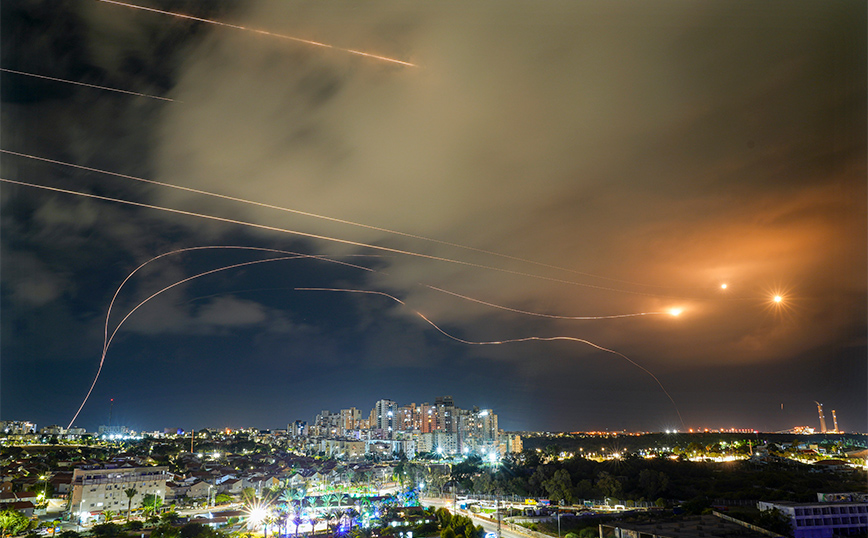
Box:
(815, 401), (827, 433)
(69, 465), (168, 522)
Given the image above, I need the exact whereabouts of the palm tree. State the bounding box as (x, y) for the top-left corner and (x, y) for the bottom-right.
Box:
(102, 509), (116, 522)
(291, 514), (303, 538)
(124, 488), (138, 521)
(307, 515), (318, 537)
(48, 519), (62, 537)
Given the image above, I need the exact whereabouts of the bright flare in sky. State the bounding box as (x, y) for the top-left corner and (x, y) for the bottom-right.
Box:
(773, 295), (783, 303)
(669, 308), (683, 317)
(720, 283), (727, 289)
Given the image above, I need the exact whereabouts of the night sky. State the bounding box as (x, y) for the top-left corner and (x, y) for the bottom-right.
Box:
(1, 0), (865, 434)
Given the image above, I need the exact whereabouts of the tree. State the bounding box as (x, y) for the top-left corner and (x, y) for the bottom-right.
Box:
(125, 488), (138, 521)
(595, 472), (622, 500)
(755, 508), (791, 536)
(440, 529), (456, 538)
(0, 509), (31, 538)
(638, 470), (669, 499)
(543, 469), (573, 504)
(90, 523), (122, 537)
(291, 514), (303, 538)
(123, 521), (144, 532)
(141, 494), (163, 516)
(160, 511), (181, 527)
(102, 510), (116, 522)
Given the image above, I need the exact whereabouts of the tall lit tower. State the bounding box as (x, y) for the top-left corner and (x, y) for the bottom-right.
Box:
(831, 410), (839, 433)
(815, 401), (827, 433)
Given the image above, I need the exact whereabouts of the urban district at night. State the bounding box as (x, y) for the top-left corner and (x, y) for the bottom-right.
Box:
(2, 0), (866, 537)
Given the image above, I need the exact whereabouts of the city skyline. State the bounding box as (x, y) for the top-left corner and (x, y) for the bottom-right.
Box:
(1, 1), (866, 433)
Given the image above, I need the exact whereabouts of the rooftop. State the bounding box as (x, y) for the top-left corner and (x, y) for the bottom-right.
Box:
(601, 514), (783, 538)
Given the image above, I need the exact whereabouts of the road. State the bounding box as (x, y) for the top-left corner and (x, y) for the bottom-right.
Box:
(422, 497), (539, 538)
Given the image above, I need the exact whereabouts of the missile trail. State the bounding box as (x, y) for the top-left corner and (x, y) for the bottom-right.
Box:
(0, 177), (676, 297)
(67, 240), (678, 428)
(0, 151), (687, 298)
(100, 247), (375, 356)
(67, 253), (315, 428)
(67, 246), (377, 429)
(94, 0), (416, 68)
(423, 284), (669, 319)
(0, 68), (177, 101)
(297, 287), (685, 427)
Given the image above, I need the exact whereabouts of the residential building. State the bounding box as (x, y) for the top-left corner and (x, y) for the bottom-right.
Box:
(375, 399), (397, 439)
(758, 498), (868, 538)
(0, 421), (37, 435)
(69, 465), (168, 519)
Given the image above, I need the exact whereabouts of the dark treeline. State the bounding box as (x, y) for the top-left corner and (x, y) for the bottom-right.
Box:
(446, 451), (866, 506)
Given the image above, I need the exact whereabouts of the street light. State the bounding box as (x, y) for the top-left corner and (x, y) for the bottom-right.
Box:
(557, 500), (563, 538)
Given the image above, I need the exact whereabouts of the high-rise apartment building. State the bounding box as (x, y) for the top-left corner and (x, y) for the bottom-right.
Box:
(374, 399), (397, 439)
(419, 403), (436, 433)
(435, 395), (456, 433)
(397, 403), (419, 432)
(339, 408), (362, 435)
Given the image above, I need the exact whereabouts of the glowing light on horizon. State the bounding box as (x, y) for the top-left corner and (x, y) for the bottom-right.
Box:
(0, 68), (177, 101)
(94, 0), (416, 67)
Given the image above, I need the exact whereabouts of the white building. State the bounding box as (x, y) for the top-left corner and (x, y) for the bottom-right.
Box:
(69, 465), (168, 520)
(758, 498), (868, 538)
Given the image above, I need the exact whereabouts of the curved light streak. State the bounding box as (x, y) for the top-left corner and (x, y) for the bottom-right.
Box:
(423, 284), (668, 320)
(0, 68), (177, 101)
(95, 0), (416, 67)
(67, 248), (375, 429)
(296, 287), (685, 427)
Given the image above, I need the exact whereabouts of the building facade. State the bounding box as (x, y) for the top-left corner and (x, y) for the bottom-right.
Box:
(758, 498), (868, 538)
(69, 465), (169, 521)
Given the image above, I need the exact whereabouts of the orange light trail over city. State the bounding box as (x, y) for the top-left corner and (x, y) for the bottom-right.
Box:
(424, 284), (674, 320)
(94, 0), (416, 68)
(0, 68), (177, 101)
(65, 242), (681, 429)
(297, 287), (685, 427)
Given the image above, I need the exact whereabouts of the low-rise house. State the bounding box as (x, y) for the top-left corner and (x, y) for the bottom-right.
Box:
(186, 480), (212, 500)
(218, 478), (243, 496)
(8, 501), (35, 517)
(164, 482), (190, 503)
